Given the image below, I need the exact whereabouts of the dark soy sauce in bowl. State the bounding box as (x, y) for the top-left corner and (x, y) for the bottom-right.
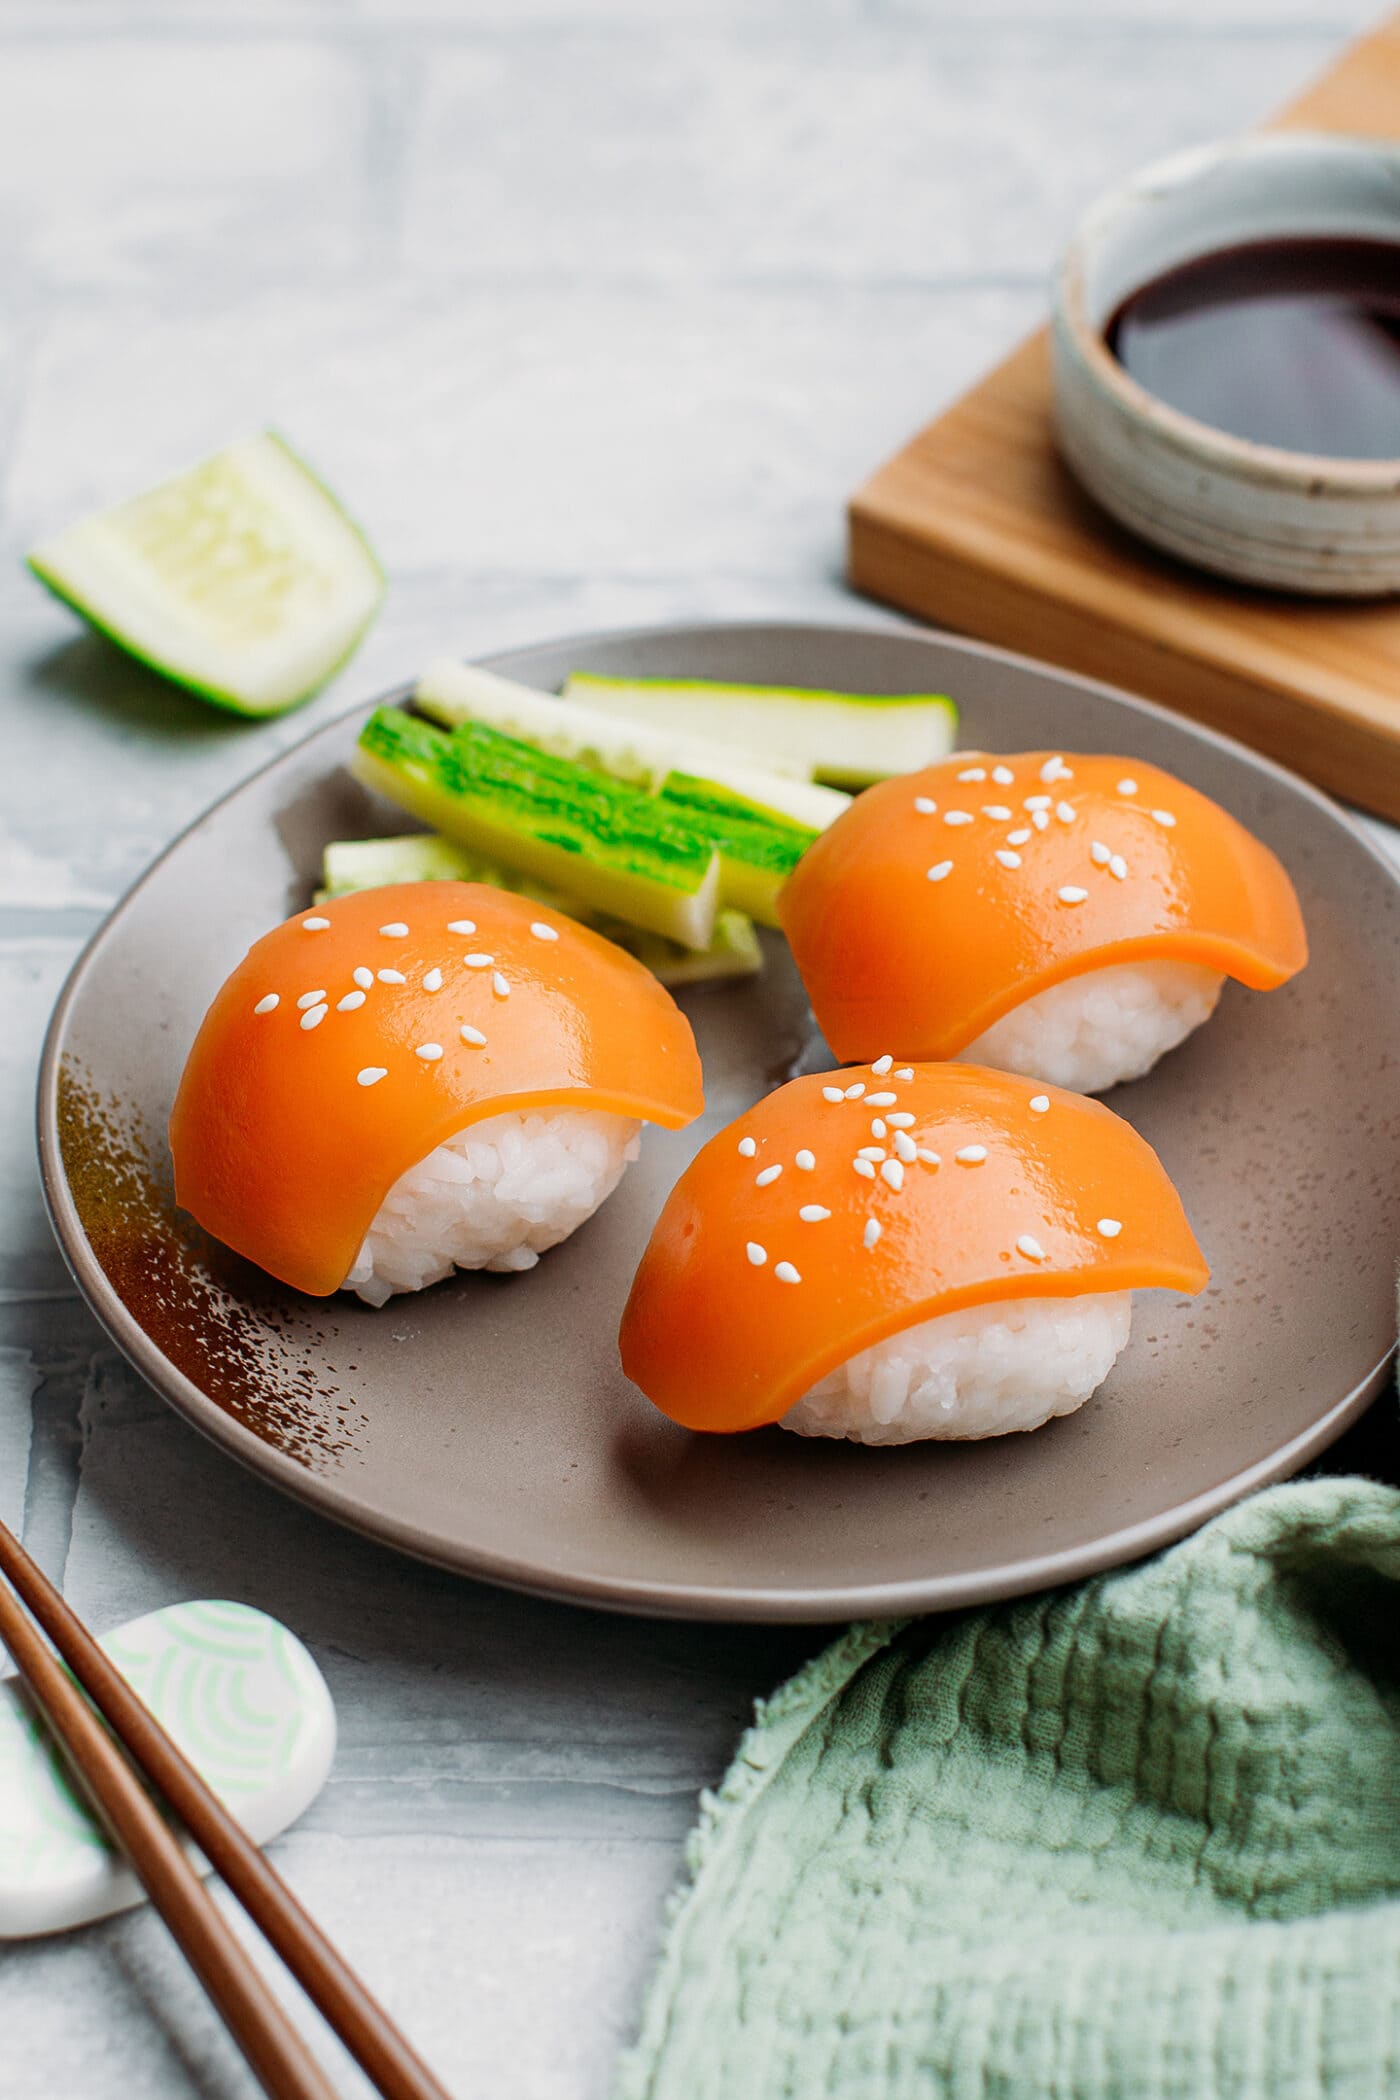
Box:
(1106, 236), (1400, 460)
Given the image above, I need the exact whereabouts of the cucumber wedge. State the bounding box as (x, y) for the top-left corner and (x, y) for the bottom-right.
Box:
(318, 832), (762, 987)
(657, 771), (816, 927)
(563, 671), (958, 788)
(27, 432), (383, 717)
(352, 707), (722, 950)
(416, 657), (849, 831)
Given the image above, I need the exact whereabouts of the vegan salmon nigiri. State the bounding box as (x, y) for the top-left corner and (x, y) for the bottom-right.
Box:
(620, 1062), (1207, 1443)
(170, 881), (703, 1303)
(779, 752), (1306, 1092)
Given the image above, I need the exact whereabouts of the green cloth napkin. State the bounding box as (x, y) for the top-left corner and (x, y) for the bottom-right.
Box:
(618, 1478), (1400, 2100)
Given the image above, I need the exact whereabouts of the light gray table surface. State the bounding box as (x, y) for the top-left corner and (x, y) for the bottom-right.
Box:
(1, 3), (1393, 2095)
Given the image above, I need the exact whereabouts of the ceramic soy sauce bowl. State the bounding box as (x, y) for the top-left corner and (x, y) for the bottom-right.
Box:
(1052, 132), (1400, 596)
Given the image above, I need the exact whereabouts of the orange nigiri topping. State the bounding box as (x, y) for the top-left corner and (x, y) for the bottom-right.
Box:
(778, 751), (1307, 1064)
(170, 881), (703, 1295)
(620, 1062), (1208, 1433)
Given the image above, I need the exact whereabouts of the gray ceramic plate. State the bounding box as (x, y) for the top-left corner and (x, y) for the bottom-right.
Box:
(37, 622), (1400, 1621)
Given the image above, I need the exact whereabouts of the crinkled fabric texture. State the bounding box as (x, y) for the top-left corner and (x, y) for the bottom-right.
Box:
(617, 1478), (1400, 2100)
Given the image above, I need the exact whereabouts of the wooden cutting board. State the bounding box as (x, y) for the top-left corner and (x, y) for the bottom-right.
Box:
(848, 13), (1400, 821)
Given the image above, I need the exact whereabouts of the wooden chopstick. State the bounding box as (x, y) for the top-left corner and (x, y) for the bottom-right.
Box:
(0, 1519), (453, 2100)
(0, 1561), (338, 2100)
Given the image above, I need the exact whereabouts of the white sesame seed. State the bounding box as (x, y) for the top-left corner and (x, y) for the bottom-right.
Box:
(853, 1158), (876, 1179)
(995, 849), (1022, 870)
(863, 1218), (882, 1250)
(1151, 808), (1177, 827)
(871, 1054), (893, 1075)
(253, 993), (279, 1015)
(927, 860), (954, 883)
(415, 1042), (444, 1061)
(1110, 854), (1128, 881)
(1029, 1094), (1050, 1115)
(379, 922), (409, 938)
(1024, 795), (1052, 811)
(459, 1024), (487, 1047)
(881, 1158), (905, 1190)
(756, 1164), (783, 1187)
(774, 1262), (802, 1285)
(1016, 1234), (1047, 1262)
(870, 1118), (887, 1139)
(857, 1146), (887, 1162)
(1057, 886), (1089, 905)
(738, 1136), (757, 1157)
(747, 1242), (767, 1266)
(886, 1112), (915, 1129)
(1056, 801), (1076, 824)
(1097, 1217), (1123, 1239)
(530, 922), (559, 941)
(1040, 756), (1073, 783)
(795, 1149), (816, 1171)
(337, 990), (367, 1012)
(822, 1086), (844, 1104)
(353, 967), (374, 990)
(1007, 828), (1031, 846)
(956, 1145), (987, 1165)
(1032, 810), (1050, 831)
(957, 766), (987, 782)
(893, 1130), (917, 1163)
(492, 971), (510, 998)
(300, 1004), (328, 1031)
(464, 953), (494, 969)
(301, 917), (330, 932)
(1090, 840), (1111, 866)
(992, 765), (1014, 786)
(895, 1068), (914, 1082)
(1116, 779), (1137, 797)
(982, 805), (1013, 821)
(799, 1205), (831, 1223)
(913, 796), (937, 815)
(866, 1091), (897, 1107)
(916, 1148), (940, 1166)
(377, 968), (407, 984)
(447, 920), (477, 936)
(944, 810), (974, 827)
(423, 967), (444, 992)
(845, 1083), (866, 1099)
(357, 1067), (388, 1087)
(296, 989), (327, 1010)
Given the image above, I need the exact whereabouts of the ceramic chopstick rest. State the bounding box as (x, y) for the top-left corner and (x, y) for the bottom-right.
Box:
(0, 1599), (335, 1939)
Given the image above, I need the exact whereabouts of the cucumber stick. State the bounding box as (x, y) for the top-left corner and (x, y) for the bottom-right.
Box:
(563, 671), (958, 788)
(318, 833), (762, 987)
(415, 658), (849, 831)
(353, 708), (722, 949)
(27, 432), (383, 717)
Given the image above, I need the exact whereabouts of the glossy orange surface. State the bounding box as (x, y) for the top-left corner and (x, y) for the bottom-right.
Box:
(170, 881), (703, 1295)
(620, 1062), (1208, 1432)
(778, 751), (1307, 1063)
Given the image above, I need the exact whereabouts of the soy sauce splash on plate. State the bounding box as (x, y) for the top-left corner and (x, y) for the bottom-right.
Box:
(1106, 236), (1400, 461)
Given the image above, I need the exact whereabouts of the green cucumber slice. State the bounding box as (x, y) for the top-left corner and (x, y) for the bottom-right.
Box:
(27, 432), (383, 717)
(318, 833), (762, 987)
(658, 771), (816, 927)
(563, 671), (959, 788)
(352, 708), (721, 950)
(415, 657), (849, 832)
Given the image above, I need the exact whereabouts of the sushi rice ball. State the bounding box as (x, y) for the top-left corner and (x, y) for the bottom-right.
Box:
(620, 1061), (1207, 1444)
(779, 751), (1306, 1093)
(169, 881), (703, 1303)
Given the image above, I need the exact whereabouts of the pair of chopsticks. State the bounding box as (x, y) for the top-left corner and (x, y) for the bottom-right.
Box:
(0, 1517), (453, 2100)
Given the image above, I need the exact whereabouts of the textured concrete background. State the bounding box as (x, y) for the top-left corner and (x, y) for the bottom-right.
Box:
(0, 2), (1386, 2094)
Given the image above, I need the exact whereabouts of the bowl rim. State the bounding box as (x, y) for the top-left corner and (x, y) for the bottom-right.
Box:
(1053, 129), (1400, 492)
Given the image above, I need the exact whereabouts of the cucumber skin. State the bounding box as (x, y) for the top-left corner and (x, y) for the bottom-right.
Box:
(564, 672), (958, 788)
(25, 431), (384, 719)
(353, 708), (722, 949)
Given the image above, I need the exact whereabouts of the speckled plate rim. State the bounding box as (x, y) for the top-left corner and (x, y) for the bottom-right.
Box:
(36, 618), (1399, 1622)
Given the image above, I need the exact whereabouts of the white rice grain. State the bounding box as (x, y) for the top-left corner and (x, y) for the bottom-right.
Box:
(961, 960), (1223, 1093)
